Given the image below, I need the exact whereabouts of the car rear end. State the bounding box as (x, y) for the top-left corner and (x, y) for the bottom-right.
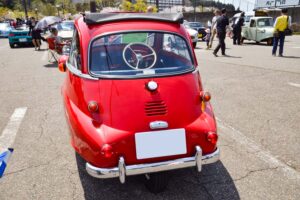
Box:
(8, 29), (32, 48)
(61, 13), (219, 191)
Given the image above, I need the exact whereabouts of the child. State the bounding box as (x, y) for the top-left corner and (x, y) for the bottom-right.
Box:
(204, 27), (211, 50)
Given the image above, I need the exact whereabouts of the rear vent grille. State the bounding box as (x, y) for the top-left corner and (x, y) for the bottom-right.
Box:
(145, 100), (167, 116)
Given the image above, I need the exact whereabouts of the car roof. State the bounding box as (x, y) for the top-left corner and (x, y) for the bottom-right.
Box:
(84, 13), (184, 25)
(251, 17), (273, 19)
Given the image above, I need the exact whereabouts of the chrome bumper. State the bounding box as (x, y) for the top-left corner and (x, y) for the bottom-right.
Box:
(86, 146), (220, 183)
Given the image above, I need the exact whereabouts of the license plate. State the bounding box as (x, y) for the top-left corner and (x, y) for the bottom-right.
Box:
(19, 38), (27, 42)
(198, 34), (203, 38)
(135, 129), (186, 159)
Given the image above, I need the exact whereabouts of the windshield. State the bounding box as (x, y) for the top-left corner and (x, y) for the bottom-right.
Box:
(245, 15), (254, 22)
(90, 32), (194, 78)
(257, 18), (273, 27)
(55, 22), (74, 31)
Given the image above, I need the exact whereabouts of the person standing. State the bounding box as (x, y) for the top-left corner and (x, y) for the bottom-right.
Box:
(213, 8), (229, 57)
(28, 17), (36, 36)
(232, 12), (245, 45)
(32, 27), (46, 50)
(272, 8), (291, 57)
(208, 9), (221, 49)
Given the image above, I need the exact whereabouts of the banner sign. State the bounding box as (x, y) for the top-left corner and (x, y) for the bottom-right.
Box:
(255, 0), (300, 8)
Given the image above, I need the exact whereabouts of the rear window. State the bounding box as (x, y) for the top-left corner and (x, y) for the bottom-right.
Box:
(89, 32), (194, 78)
(257, 18), (273, 27)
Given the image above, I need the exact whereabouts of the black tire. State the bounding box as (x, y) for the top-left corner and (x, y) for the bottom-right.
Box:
(144, 172), (169, 193)
(9, 43), (15, 48)
(192, 42), (197, 48)
(267, 38), (273, 46)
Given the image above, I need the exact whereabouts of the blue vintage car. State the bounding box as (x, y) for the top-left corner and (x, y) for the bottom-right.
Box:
(8, 25), (33, 48)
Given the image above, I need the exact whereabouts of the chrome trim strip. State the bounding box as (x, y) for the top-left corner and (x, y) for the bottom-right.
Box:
(86, 147), (220, 181)
(66, 62), (98, 80)
(149, 121), (168, 130)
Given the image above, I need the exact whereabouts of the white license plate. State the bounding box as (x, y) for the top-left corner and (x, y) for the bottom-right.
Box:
(135, 129), (186, 159)
(19, 38), (27, 42)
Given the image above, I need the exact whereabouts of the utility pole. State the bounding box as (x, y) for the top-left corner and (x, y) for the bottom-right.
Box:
(22, 0), (28, 19)
(193, 0), (196, 21)
(90, 0), (96, 13)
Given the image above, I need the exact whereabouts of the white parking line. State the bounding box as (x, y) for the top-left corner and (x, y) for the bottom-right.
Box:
(288, 82), (300, 88)
(217, 118), (300, 180)
(0, 107), (27, 152)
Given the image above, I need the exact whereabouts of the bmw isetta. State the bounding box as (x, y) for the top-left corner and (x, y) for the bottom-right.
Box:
(59, 13), (220, 193)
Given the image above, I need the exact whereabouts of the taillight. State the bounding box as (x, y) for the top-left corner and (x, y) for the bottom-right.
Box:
(9, 33), (14, 37)
(200, 91), (211, 111)
(88, 101), (98, 113)
(101, 144), (114, 158)
(200, 91), (211, 102)
(207, 132), (218, 145)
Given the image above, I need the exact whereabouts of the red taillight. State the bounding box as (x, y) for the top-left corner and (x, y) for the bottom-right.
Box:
(88, 101), (98, 113)
(9, 33), (14, 37)
(207, 132), (218, 145)
(200, 91), (211, 102)
(101, 144), (114, 158)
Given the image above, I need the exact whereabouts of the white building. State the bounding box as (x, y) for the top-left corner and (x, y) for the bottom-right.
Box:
(147, 0), (184, 11)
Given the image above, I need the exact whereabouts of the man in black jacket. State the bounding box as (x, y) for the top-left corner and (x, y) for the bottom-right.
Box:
(232, 12), (245, 45)
(213, 8), (229, 57)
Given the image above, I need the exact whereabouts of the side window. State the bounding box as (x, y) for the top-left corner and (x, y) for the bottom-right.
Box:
(163, 34), (191, 61)
(68, 29), (81, 70)
(250, 20), (256, 27)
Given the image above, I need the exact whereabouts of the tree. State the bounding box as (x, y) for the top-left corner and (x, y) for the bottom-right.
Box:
(121, 0), (132, 11)
(132, 0), (147, 12)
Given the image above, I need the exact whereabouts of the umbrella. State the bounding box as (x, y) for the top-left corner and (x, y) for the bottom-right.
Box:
(34, 16), (62, 30)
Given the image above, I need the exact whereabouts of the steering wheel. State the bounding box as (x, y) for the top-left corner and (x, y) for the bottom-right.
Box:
(122, 43), (157, 70)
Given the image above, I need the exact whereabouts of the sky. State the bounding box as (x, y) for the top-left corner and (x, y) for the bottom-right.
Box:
(220, 0), (256, 12)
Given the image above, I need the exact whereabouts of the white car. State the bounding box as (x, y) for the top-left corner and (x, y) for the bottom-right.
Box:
(242, 17), (274, 45)
(54, 20), (74, 41)
(183, 21), (198, 48)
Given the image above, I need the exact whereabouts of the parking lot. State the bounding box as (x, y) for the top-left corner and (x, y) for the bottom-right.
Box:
(0, 35), (299, 200)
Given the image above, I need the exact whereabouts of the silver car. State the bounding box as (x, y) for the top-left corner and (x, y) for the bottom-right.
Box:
(0, 23), (13, 37)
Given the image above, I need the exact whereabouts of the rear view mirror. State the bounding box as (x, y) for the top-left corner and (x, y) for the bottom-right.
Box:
(58, 55), (68, 72)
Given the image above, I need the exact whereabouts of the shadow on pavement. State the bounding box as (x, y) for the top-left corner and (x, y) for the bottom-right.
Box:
(281, 56), (300, 59)
(44, 63), (57, 68)
(242, 42), (271, 46)
(76, 153), (240, 200)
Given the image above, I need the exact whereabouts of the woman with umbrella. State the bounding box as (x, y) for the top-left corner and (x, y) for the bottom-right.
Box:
(33, 16), (61, 50)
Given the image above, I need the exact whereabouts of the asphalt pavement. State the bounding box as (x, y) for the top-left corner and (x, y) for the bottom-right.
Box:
(0, 36), (299, 200)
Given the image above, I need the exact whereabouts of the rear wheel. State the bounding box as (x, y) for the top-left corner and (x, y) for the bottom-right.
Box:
(144, 172), (169, 193)
(267, 38), (273, 46)
(9, 43), (15, 48)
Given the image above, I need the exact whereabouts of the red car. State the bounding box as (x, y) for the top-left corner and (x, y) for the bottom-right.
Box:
(59, 13), (220, 193)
